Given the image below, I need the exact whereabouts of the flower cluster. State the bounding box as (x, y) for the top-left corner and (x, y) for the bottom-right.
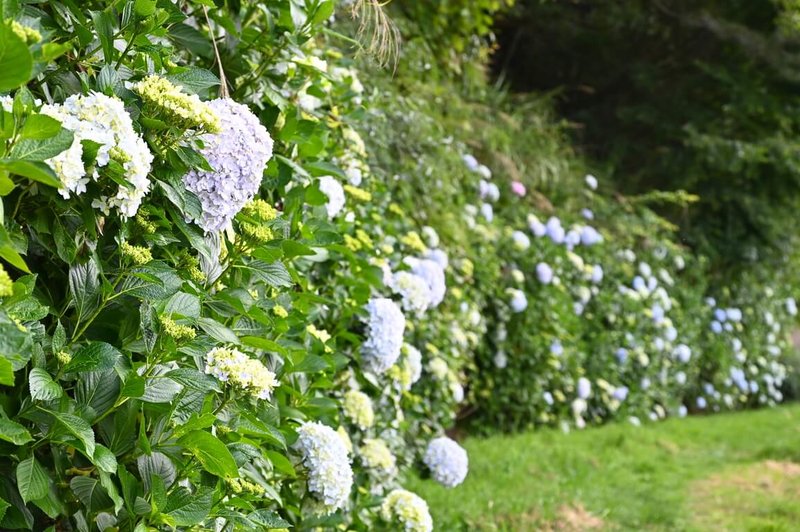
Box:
(359, 438), (396, 474)
(0, 265), (12, 297)
(203, 347), (279, 400)
(319, 175), (346, 218)
(295, 422), (354, 514)
(343, 390), (374, 429)
(134, 75), (220, 132)
(183, 99), (274, 232)
(423, 436), (469, 488)
(361, 298), (406, 374)
(391, 270), (432, 314)
(406, 257), (447, 307)
(41, 93), (153, 217)
(380, 489), (434, 532)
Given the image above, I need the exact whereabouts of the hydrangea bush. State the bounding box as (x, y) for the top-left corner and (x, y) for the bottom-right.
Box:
(0, 1), (796, 530)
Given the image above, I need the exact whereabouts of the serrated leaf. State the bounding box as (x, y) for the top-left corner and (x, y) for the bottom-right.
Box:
(120, 261), (181, 300)
(28, 368), (63, 401)
(16, 457), (48, 503)
(70, 476), (113, 513)
(19, 114), (61, 140)
(69, 259), (100, 322)
(165, 67), (219, 95)
(241, 260), (293, 288)
(8, 128), (73, 161)
(197, 317), (240, 344)
(137, 452), (176, 492)
(0, 159), (62, 188)
(49, 411), (96, 458)
(164, 486), (212, 526)
(63, 342), (121, 373)
(177, 431), (238, 478)
(0, 417), (32, 445)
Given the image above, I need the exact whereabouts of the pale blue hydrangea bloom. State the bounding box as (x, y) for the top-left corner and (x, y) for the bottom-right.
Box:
(786, 297), (798, 316)
(580, 225), (603, 246)
(361, 298), (406, 374)
(528, 214), (547, 237)
(581, 208), (594, 220)
(726, 308), (743, 322)
(585, 174), (598, 189)
(673, 344), (692, 363)
(577, 377), (592, 399)
(295, 422), (353, 514)
(183, 99), (274, 232)
(710, 320), (723, 333)
(591, 264), (604, 284)
(615, 348), (628, 364)
(512, 230), (530, 250)
(508, 288), (527, 313)
(480, 202), (494, 222)
(678, 405), (688, 417)
(536, 262), (554, 284)
(543, 391), (554, 405)
(546, 217), (565, 244)
(423, 436), (469, 488)
(696, 396), (707, 409)
(550, 340), (564, 356)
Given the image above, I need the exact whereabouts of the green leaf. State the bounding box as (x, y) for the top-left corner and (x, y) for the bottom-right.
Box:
(16, 457), (48, 503)
(70, 476), (113, 513)
(240, 336), (288, 356)
(0, 357), (12, 386)
(247, 510), (292, 529)
(137, 452), (176, 492)
(19, 114), (61, 140)
(0, 224), (29, 273)
(164, 487), (212, 526)
(0, 417), (32, 445)
(63, 342), (121, 373)
(49, 411), (96, 458)
(28, 368), (62, 400)
(0, 159), (61, 188)
(165, 67), (220, 95)
(197, 317), (240, 344)
(0, 23), (32, 91)
(120, 261), (182, 300)
(90, 11), (115, 63)
(240, 260), (293, 288)
(177, 430), (238, 478)
(134, 0), (157, 17)
(8, 128), (74, 161)
(168, 23), (213, 58)
(92, 445), (118, 474)
(281, 240), (316, 259)
(68, 259), (100, 322)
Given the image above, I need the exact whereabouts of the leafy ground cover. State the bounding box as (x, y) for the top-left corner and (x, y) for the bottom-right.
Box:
(410, 404), (800, 530)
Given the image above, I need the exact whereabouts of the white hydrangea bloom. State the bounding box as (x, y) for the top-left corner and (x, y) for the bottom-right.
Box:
(512, 230), (530, 250)
(40, 93), (153, 217)
(318, 175), (346, 218)
(391, 271), (432, 314)
(577, 377), (592, 399)
(381, 489), (433, 532)
(406, 257), (446, 307)
(204, 347), (279, 400)
(343, 390), (374, 430)
(183, 99), (274, 232)
(295, 422), (353, 514)
(361, 298), (406, 374)
(423, 436), (468, 488)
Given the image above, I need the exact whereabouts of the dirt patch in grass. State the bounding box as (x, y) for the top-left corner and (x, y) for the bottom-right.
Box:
(479, 504), (605, 531)
(689, 460), (800, 530)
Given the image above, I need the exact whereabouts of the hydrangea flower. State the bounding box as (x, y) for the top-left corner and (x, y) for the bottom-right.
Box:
(696, 396), (707, 409)
(613, 386), (629, 401)
(361, 298), (406, 374)
(295, 422), (353, 514)
(381, 489), (433, 532)
(40, 93), (153, 217)
(343, 390), (374, 430)
(787, 297), (798, 316)
(512, 230), (530, 250)
(462, 154), (479, 171)
(585, 174), (598, 189)
(546, 217), (565, 244)
(508, 288), (528, 313)
(423, 436), (469, 488)
(580, 226), (603, 246)
(391, 271), (432, 314)
(479, 180), (500, 202)
(511, 181), (526, 196)
(359, 438), (396, 474)
(391, 344), (423, 390)
(318, 175), (346, 218)
(183, 99), (274, 232)
(678, 405), (688, 417)
(577, 377), (592, 399)
(536, 262), (554, 284)
(528, 214), (547, 237)
(615, 348), (628, 364)
(591, 264), (604, 284)
(673, 344), (692, 363)
(480, 202), (494, 222)
(581, 208), (594, 220)
(134, 75), (220, 132)
(0, 265), (12, 297)
(204, 347), (279, 400)
(406, 257), (446, 307)
(550, 340), (564, 356)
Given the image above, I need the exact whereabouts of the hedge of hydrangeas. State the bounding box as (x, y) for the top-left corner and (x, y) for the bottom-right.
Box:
(0, 1), (796, 531)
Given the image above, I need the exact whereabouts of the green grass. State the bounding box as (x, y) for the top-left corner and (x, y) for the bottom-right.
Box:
(409, 405), (800, 530)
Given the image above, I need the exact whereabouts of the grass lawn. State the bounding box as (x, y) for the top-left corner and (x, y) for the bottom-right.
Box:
(409, 404), (800, 530)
